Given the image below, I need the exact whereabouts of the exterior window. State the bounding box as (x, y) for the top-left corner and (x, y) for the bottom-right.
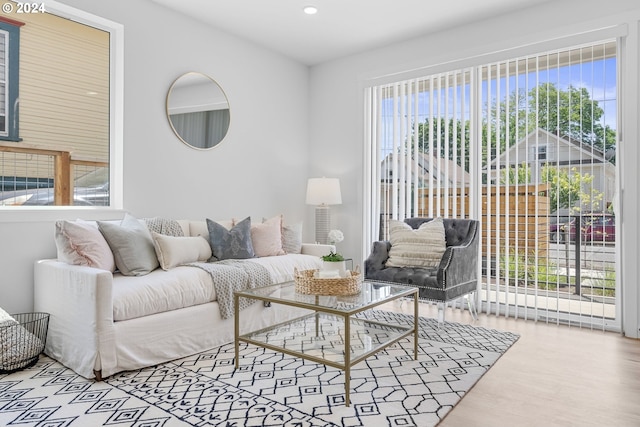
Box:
(538, 145), (547, 160)
(0, 8), (119, 207)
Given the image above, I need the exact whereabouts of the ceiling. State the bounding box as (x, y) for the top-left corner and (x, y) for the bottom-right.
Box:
(151, 0), (552, 65)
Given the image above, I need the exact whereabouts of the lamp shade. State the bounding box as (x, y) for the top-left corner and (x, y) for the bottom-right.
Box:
(306, 178), (342, 205)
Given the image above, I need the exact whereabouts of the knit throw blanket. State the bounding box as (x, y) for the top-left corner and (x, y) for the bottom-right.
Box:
(143, 217), (184, 237)
(187, 260), (272, 319)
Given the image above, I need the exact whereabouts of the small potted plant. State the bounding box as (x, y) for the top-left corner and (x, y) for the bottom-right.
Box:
(321, 230), (346, 275)
(321, 250), (345, 262)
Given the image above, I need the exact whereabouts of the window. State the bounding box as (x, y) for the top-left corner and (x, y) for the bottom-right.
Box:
(0, 3), (123, 208)
(537, 145), (547, 160)
(0, 17), (22, 141)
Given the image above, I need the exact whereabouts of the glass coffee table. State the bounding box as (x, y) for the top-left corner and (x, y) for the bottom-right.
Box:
(233, 280), (418, 406)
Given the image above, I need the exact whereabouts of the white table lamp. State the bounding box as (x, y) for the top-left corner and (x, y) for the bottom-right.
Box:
(306, 177), (342, 244)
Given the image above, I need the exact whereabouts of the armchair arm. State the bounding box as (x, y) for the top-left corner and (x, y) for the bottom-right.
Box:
(364, 241), (392, 276)
(437, 222), (479, 288)
(34, 259), (116, 379)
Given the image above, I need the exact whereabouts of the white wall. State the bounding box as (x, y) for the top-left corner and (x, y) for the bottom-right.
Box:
(0, 0), (312, 313)
(2, 0), (639, 339)
(308, 0), (640, 338)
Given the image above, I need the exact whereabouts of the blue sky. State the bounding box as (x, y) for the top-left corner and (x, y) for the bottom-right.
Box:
(380, 51), (618, 151)
(486, 56), (617, 130)
(375, 43), (618, 214)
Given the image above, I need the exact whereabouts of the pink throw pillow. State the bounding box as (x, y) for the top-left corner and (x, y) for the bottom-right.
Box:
(251, 215), (286, 257)
(55, 219), (116, 272)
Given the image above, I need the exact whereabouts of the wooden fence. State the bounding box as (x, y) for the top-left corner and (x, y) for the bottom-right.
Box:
(415, 184), (551, 255)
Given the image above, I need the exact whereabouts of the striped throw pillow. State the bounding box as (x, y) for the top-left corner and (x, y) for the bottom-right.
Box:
(386, 217), (446, 268)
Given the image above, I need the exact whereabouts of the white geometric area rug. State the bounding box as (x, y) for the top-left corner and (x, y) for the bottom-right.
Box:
(0, 310), (519, 427)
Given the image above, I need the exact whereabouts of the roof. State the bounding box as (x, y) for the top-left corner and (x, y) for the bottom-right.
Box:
(490, 128), (607, 167)
(381, 152), (471, 186)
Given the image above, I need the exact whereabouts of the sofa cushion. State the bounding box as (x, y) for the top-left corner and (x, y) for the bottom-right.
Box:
(207, 216), (255, 260)
(252, 215), (286, 257)
(111, 266), (215, 321)
(111, 254), (323, 321)
(98, 213), (159, 276)
(386, 217), (446, 268)
(246, 253), (323, 284)
(151, 233), (212, 270)
(55, 219), (116, 272)
(366, 266), (439, 288)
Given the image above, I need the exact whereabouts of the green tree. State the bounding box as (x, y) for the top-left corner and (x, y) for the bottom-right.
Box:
(405, 82), (615, 210)
(484, 83), (615, 212)
(500, 162), (531, 184)
(541, 165), (604, 213)
(533, 83), (615, 153)
(415, 117), (470, 172)
(485, 88), (528, 155)
(484, 83), (616, 160)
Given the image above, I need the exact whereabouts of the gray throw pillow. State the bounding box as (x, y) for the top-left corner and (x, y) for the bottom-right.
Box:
(207, 216), (255, 260)
(282, 221), (303, 254)
(98, 213), (160, 276)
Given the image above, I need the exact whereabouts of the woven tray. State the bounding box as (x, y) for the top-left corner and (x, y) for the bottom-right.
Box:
(294, 267), (362, 296)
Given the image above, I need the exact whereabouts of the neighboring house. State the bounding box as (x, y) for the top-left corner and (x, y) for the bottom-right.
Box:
(0, 11), (109, 184)
(487, 128), (615, 211)
(381, 152), (471, 187)
(379, 152), (472, 219)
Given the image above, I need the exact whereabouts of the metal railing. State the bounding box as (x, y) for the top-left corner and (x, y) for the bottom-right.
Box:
(0, 142), (108, 206)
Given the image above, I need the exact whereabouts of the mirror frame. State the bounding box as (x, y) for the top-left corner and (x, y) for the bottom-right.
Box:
(166, 71), (231, 150)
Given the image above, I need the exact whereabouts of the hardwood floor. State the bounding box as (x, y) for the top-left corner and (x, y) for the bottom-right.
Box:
(379, 300), (640, 427)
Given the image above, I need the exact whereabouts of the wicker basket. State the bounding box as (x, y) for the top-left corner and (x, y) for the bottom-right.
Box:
(0, 312), (49, 374)
(294, 266), (362, 296)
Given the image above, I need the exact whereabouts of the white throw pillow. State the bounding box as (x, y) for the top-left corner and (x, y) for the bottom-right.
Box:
(386, 218), (446, 268)
(152, 232), (213, 270)
(252, 215), (286, 257)
(55, 219), (116, 272)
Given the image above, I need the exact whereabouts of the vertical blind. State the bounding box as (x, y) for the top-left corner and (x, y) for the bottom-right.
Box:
(169, 109), (230, 149)
(365, 39), (619, 330)
(0, 30), (7, 135)
(366, 69), (475, 243)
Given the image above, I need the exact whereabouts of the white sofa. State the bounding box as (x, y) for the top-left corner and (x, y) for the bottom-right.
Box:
(34, 217), (331, 380)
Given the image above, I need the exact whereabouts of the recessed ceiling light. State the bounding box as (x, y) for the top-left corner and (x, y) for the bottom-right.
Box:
(303, 5), (318, 15)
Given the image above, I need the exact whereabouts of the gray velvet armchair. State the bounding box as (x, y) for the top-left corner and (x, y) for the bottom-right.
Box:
(364, 217), (479, 324)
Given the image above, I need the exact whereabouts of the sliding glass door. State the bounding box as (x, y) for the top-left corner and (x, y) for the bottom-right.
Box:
(365, 39), (620, 331)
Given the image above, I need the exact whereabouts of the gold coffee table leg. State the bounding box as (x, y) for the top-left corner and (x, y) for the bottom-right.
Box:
(344, 313), (351, 406)
(315, 295), (320, 337)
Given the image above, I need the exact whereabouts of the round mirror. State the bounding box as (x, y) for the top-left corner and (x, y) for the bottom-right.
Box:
(166, 72), (230, 150)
